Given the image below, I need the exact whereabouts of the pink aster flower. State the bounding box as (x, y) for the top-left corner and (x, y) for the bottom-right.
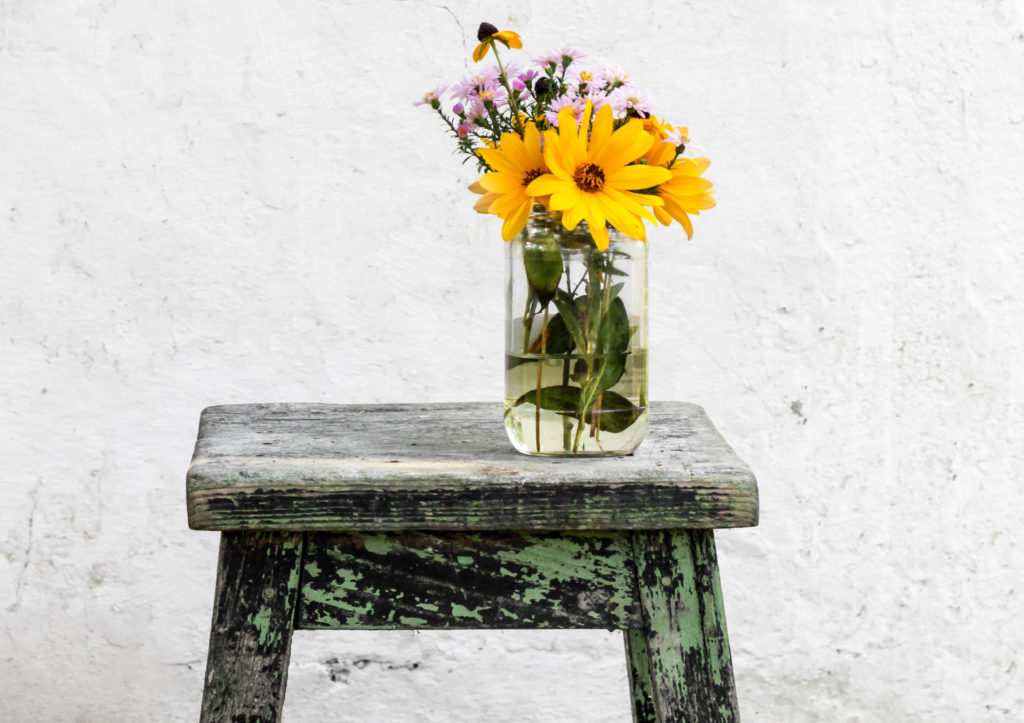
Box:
(544, 95), (586, 127)
(532, 45), (585, 69)
(598, 65), (631, 90)
(413, 84), (448, 107)
(580, 86), (609, 113)
(450, 67), (501, 102)
(609, 86), (654, 117)
(465, 98), (488, 122)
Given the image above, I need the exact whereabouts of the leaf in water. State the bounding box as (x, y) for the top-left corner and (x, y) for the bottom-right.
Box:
(592, 297), (631, 393)
(551, 295), (586, 353)
(513, 384), (580, 413)
(525, 312), (574, 355)
(585, 391), (641, 433)
(522, 236), (563, 305)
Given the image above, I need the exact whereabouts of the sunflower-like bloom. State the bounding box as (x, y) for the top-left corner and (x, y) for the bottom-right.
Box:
(469, 123), (548, 241)
(653, 158), (716, 239)
(526, 101), (672, 251)
(473, 22), (522, 62)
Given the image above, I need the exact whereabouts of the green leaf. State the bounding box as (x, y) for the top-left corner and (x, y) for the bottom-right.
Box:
(592, 296), (631, 393)
(585, 391), (641, 433)
(522, 236), (563, 304)
(512, 384), (580, 413)
(551, 294), (586, 353)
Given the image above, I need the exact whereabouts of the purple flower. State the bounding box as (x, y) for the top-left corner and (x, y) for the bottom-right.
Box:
(450, 67), (501, 102)
(533, 45), (586, 69)
(544, 95), (587, 127)
(452, 102), (465, 115)
(512, 78), (526, 92)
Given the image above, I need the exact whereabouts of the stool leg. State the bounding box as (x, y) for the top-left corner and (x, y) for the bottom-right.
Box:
(200, 532), (304, 723)
(625, 629), (658, 722)
(630, 530), (739, 722)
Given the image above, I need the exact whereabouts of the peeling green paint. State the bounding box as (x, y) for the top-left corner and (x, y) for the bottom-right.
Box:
(398, 616), (429, 626)
(450, 603), (485, 622)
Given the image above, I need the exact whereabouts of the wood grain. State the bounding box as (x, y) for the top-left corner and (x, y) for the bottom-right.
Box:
(200, 532), (303, 723)
(631, 530), (740, 722)
(296, 530), (641, 630)
(186, 402), (758, 531)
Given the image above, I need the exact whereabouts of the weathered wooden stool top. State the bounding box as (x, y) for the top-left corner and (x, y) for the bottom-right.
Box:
(186, 402), (758, 532)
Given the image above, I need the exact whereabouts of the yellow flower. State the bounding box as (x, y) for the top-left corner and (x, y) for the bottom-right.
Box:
(472, 23), (522, 62)
(641, 116), (681, 168)
(653, 158), (716, 239)
(469, 123), (549, 241)
(526, 102), (672, 251)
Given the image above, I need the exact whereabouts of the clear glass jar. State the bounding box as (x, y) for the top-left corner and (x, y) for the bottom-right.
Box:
(504, 209), (648, 455)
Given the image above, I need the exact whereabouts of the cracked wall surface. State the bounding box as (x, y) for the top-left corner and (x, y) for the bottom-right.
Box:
(2, 0), (1023, 720)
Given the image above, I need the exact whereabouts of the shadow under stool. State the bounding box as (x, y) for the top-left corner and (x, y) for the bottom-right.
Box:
(186, 402), (759, 722)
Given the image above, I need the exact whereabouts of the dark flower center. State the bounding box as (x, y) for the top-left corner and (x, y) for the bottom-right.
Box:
(477, 22), (498, 41)
(573, 163), (605, 193)
(522, 168), (544, 187)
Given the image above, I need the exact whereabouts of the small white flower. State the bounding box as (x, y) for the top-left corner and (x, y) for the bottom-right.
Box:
(533, 45), (586, 68)
(609, 87), (653, 117)
(413, 84), (448, 107)
(599, 65), (631, 89)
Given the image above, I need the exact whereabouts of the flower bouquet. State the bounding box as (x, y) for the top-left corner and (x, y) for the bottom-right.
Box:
(418, 22), (715, 455)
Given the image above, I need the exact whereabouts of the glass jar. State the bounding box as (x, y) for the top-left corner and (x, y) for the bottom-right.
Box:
(504, 209), (648, 455)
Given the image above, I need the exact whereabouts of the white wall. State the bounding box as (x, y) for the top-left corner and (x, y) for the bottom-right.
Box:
(2, 1), (1022, 720)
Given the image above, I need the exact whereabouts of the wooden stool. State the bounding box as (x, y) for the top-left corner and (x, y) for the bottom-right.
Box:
(186, 403), (758, 722)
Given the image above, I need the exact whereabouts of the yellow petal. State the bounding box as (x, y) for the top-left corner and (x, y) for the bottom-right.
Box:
(548, 186), (582, 212)
(589, 104), (614, 151)
(541, 130), (571, 179)
(592, 120), (653, 170)
(584, 194), (607, 238)
(589, 217), (610, 251)
(501, 200), (532, 241)
(606, 164), (672, 190)
(491, 191), (528, 217)
(473, 192), (499, 214)
(523, 123), (542, 158)
(478, 172), (523, 194)
(562, 202), (585, 231)
(494, 31), (523, 49)
(595, 192), (646, 240)
(472, 42), (489, 62)
(527, 174), (570, 197)
(576, 99), (593, 158)
(477, 150), (519, 176)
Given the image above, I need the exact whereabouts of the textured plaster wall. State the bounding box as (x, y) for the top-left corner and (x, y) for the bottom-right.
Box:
(2, 0), (1022, 720)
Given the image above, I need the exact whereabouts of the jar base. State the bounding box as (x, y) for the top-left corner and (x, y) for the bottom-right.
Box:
(503, 404), (649, 456)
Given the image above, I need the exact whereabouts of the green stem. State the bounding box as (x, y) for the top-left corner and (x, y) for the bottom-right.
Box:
(535, 304), (549, 453)
(489, 42), (524, 136)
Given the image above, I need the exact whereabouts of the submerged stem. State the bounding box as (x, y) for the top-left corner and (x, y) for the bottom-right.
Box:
(535, 304), (549, 452)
